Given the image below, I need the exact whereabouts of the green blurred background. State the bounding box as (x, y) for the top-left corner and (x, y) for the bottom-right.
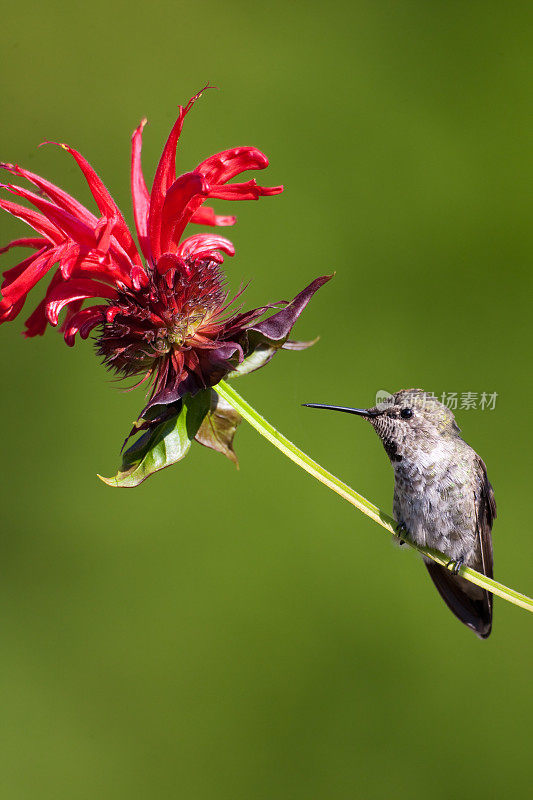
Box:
(1, 1), (532, 797)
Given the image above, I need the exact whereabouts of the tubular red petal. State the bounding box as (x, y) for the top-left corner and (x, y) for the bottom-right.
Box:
(155, 252), (188, 276)
(0, 295), (25, 322)
(23, 269), (64, 337)
(62, 305), (106, 346)
(3, 166), (141, 285)
(94, 218), (146, 287)
(131, 265), (149, 289)
(58, 243), (80, 279)
(208, 180), (283, 201)
(195, 251), (224, 264)
(189, 206), (236, 227)
(2, 183), (97, 247)
(157, 172), (209, 257)
(194, 147), (270, 184)
(45, 142), (142, 267)
(1, 161), (97, 226)
(2, 248), (49, 289)
(0, 236), (48, 254)
(66, 252), (131, 286)
(177, 234), (235, 260)
(0, 247), (59, 318)
(59, 298), (83, 332)
(1, 187), (135, 287)
(94, 215), (116, 252)
(152, 90), (205, 201)
(45, 278), (117, 326)
(148, 89), (207, 262)
(24, 304), (51, 336)
(105, 305), (122, 323)
(0, 197), (63, 242)
(131, 118), (152, 262)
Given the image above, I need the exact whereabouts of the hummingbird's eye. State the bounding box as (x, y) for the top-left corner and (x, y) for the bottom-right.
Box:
(400, 407), (413, 420)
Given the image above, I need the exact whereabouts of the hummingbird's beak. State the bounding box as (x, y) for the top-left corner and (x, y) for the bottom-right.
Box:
(303, 403), (378, 418)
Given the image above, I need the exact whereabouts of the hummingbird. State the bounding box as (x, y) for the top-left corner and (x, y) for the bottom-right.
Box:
(304, 389), (496, 638)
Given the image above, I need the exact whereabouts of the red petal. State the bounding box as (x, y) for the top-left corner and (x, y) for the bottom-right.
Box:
(157, 172), (209, 258)
(94, 215), (116, 253)
(0, 236), (48, 254)
(1, 161), (97, 226)
(131, 265), (149, 289)
(24, 300), (51, 336)
(2, 183), (96, 247)
(189, 206), (236, 227)
(1, 186), (136, 288)
(0, 247), (59, 319)
(195, 147), (270, 184)
(165, 179), (280, 246)
(0, 295), (25, 322)
(177, 233), (235, 260)
(64, 251), (129, 286)
(148, 89), (207, 262)
(2, 163), (143, 286)
(155, 252), (187, 276)
(208, 180), (283, 201)
(58, 243), (81, 279)
(45, 278), (117, 325)
(130, 119), (152, 261)
(94, 217), (145, 286)
(2, 248), (49, 289)
(45, 142), (142, 267)
(62, 305), (106, 346)
(151, 90), (206, 201)
(23, 271), (63, 336)
(59, 298), (83, 333)
(105, 305), (122, 323)
(0, 197), (63, 242)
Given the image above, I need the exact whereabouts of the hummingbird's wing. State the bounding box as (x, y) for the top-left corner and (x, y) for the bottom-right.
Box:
(424, 456), (496, 639)
(473, 455), (496, 582)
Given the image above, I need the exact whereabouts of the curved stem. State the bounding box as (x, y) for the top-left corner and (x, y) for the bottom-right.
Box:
(216, 379), (533, 615)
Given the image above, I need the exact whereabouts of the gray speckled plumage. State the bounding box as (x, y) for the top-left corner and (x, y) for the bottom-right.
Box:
(305, 389), (496, 638)
(369, 390), (496, 639)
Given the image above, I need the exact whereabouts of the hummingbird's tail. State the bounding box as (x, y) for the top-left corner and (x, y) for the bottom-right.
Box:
(424, 560), (493, 639)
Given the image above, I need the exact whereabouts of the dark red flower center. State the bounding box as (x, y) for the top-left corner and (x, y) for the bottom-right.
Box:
(96, 254), (229, 382)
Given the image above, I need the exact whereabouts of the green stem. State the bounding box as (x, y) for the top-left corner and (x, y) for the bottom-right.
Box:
(216, 379), (533, 615)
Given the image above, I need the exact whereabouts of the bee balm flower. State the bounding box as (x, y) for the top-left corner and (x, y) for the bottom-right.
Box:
(0, 89), (330, 485)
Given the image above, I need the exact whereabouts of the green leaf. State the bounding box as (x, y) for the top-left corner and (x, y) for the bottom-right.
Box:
(227, 341), (278, 378)
(99, 390), (211, 488)
(195, 390), (242, 465)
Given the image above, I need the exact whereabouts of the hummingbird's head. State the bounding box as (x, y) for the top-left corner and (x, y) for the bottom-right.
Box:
(304, 389), (461, 464)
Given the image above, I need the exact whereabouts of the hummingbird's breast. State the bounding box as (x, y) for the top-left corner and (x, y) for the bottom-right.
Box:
(392, 437), (478, 562)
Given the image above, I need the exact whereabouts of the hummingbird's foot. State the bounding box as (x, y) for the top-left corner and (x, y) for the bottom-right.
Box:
(395, 522), (408, 546)
(446, 556), (465, 576)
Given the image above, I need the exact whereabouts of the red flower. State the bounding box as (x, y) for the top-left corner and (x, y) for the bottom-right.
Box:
(0, 89), (330, 484)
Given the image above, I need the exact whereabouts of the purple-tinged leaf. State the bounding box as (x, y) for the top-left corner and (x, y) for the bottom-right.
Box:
(195, 390), (242, 465)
